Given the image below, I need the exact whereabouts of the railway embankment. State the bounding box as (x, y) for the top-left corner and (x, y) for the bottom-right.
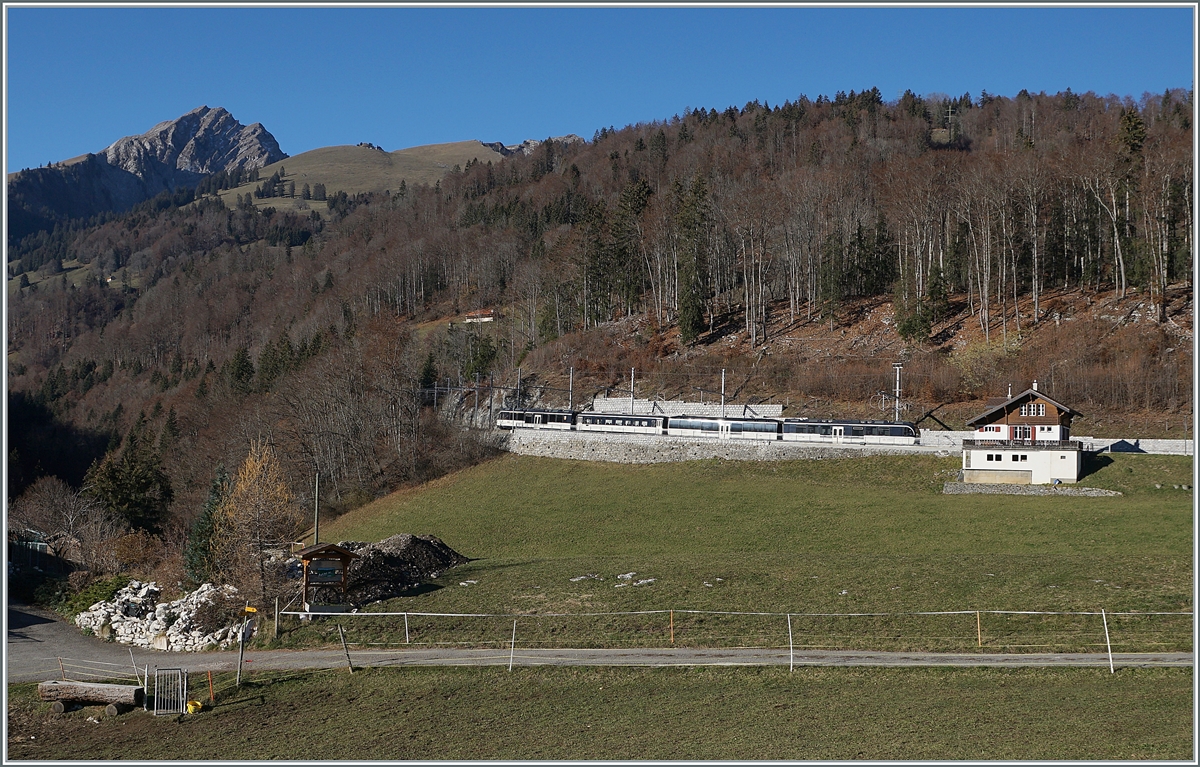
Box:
(498, 429), (952, 463)
(498, 429), (1193, 464)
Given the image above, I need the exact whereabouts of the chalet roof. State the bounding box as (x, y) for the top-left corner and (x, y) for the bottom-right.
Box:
(966, 388), (1081, 427)
(295, 543), (359, 561)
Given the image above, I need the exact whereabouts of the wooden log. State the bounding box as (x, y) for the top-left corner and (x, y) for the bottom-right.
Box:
(38, 680), (143, 706)
(50, 701), (66, 714)
(105, 703), (131, 717)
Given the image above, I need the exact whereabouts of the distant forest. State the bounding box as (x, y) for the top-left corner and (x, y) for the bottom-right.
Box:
(6, 87), (1193, 570)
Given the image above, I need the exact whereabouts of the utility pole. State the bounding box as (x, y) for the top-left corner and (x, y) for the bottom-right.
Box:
(568, 367), (574, 411)
(630, 368), (635, 414)
(893, 362), (903, 423)
(721, 369), (726, 419)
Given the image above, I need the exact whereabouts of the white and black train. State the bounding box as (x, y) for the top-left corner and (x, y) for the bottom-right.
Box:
(496, 409), (919, 446)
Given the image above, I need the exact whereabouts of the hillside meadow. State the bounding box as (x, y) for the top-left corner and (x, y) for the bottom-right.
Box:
(214, 140), (508, 213)
(290, 452), (1194, 654)
(8, 452), (1191, 761)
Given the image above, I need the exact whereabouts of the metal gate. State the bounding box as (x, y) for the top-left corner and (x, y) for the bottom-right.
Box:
(153, 668), (187, 716)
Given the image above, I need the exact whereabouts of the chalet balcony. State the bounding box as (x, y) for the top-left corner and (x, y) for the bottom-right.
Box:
(962, 439), (1082, 451)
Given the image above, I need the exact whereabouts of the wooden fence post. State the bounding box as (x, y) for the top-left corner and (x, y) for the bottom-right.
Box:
(338, 624), (354, 674)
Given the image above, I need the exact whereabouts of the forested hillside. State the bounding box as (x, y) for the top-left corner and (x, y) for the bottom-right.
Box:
(6, 87), (1192, 593)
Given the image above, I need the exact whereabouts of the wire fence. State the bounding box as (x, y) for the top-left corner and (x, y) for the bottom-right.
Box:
(22, 608), (1191, 702)
(280, 607), (1194, 655)
(21, 655), (146, 686)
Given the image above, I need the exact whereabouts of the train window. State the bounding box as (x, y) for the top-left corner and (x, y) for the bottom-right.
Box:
(852, 426), (864, 436)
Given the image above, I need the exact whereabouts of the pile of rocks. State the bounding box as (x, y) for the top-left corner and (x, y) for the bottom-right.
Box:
(336, 534), (470, 605)
(74, 580), (246, 652)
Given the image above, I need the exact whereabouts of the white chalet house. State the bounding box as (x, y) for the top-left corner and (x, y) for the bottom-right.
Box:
(961, 381), (1082, 485)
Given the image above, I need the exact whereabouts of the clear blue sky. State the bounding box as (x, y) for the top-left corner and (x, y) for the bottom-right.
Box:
(3, 5), (1195, 173)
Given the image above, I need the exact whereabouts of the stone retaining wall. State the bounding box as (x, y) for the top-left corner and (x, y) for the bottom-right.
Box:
(500, 429), (952, 464)
(1082, 437), (1194, 456)
(917, 431), (1192, 455)
(497, 428), (1192, 464)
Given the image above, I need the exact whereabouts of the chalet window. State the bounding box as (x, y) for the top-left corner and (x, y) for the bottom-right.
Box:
(1020, 455), (1028, 462)
(1019, 403), (1046, 417)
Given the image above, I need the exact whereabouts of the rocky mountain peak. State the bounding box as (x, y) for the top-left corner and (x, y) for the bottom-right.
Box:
(481, 134), (586, 158)
(102, 105), (287, 179)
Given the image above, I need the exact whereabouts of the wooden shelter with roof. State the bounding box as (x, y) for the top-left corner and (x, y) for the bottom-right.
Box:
(961, 381), (1084, 485)
(296, 542), (358, 613)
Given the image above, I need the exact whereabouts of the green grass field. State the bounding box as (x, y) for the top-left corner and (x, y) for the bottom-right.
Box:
(276, 452), (1194, 655)
(9, 452), (1192, 759)
(7, 666), (1192, 760)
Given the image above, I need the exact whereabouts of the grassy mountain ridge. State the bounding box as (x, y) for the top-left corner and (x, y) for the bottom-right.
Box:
(215, 141), (509, 212)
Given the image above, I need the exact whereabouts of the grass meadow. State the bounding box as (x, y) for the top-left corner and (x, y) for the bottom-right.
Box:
(9, 452), (1192, 760)
(7, 665), (1192, 760)
(269, 452), (1196, 655)
(215, 140), (507, 213)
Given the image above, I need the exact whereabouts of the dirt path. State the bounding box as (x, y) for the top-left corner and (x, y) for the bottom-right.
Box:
(8, 603), (1191, 684)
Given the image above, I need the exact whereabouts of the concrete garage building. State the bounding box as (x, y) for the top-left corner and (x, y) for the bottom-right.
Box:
(961, 382), (1082, 485)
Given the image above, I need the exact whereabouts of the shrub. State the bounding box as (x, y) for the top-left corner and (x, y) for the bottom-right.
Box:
(55, 575), (131, 618)
(191, 593), (245, 634)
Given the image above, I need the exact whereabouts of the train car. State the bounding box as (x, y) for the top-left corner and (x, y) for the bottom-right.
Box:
(665, 415), (782, 441)
(495, 409), (577, 430)
(576, 412), (666, 435)
(780, 418), (918, 445)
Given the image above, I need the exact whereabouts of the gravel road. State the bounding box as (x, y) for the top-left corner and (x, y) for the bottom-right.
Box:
(8, 602), (1191, 684)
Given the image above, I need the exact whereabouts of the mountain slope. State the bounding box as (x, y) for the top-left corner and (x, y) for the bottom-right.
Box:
(7, 106), (286, 244)
(213, 140), (513, 212)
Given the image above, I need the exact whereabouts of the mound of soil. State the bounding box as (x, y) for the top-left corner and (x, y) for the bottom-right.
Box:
(335, 534), (470, 605)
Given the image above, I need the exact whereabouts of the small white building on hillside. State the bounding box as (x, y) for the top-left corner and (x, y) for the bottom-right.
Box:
(960, 382), (1083, 485)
